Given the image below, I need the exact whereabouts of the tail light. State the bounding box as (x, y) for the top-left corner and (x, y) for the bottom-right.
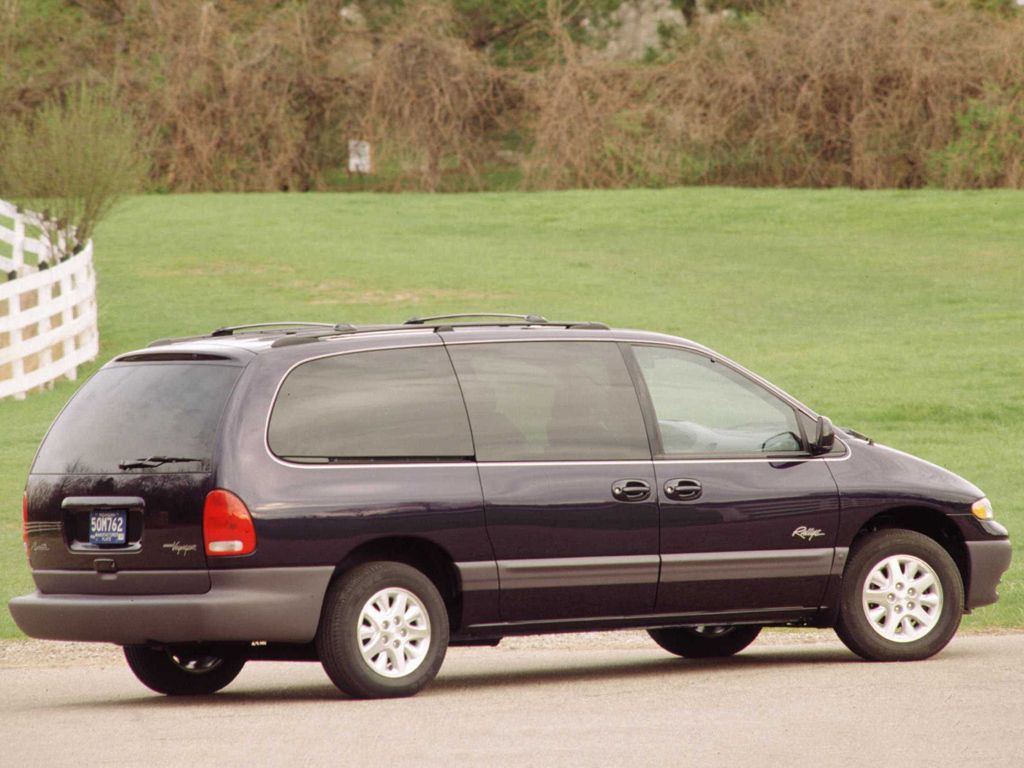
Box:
(203, 489), (257, 557)
(22, 491), (29, 556)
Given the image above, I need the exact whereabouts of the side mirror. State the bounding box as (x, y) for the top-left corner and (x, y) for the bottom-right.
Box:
(811, 415), (835, 455)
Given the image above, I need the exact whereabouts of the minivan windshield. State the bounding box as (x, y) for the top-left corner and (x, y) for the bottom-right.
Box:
(32, 363), (243, 475)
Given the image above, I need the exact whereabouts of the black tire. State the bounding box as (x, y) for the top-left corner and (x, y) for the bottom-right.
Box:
(123, 644), (246, 696)
(648, 624), (762, 658)
(316, 561), (450, 699)
(835, 529), (964, 662)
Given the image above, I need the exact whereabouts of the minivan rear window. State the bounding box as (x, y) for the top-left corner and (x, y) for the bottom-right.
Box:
(32, 363), (243, 475)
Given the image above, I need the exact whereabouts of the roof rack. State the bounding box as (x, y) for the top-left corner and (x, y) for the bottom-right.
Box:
(150, 316), (610, 350)
(266, 317), (610, 347)
(210, 322), (344, 337)
(404, 313), (549, 325)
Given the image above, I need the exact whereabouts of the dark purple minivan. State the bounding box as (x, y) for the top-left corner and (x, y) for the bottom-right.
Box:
(9, 314), (1012, 698)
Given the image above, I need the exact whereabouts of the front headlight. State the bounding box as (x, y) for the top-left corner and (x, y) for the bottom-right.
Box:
(971, 497), (994, 520)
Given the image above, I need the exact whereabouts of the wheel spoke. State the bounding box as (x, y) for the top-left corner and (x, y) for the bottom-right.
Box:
(864, 588), (889, 605)
(866, 578), (883, 593)
(389, 590), (405, 618)
(404, 624), (430, 640)
(911, 573), (936, 594)
(363, 633), (387, 656)
(883, 608), (901, 635)
(404, 604), (423, 624)
(885, 557), (905, 584)
(913, 610), (937, 626)
(389, 645), (407, 674)
(371, 651), (390, 674)
(405, 642), (425, 660)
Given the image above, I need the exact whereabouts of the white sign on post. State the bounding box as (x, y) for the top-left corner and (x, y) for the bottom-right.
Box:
(348, 140), (373, 174)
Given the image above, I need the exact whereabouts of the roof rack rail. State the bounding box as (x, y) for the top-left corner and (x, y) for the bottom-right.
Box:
(151, 316), (611, 350)
(404, 313), (549, 326)
(210, 322), (341, 337)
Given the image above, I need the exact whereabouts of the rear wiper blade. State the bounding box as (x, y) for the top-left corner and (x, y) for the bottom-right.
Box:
(118, 456), (204, 470)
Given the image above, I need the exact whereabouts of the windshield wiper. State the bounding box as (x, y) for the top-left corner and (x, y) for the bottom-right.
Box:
(839, 427), (874, 445)
(118, 456), (204, 470)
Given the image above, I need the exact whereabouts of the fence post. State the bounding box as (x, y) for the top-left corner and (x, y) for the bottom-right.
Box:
(12, 210), (25, 276)
(60, 272), (77, 382)
(37, 280), (53, 385)
(8, 287), (26, 400)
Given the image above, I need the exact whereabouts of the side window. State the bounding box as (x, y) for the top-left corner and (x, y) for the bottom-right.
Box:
(632, 345), (803, 456)
(268, 346), (473, 462)
(448, 341), (650, 461)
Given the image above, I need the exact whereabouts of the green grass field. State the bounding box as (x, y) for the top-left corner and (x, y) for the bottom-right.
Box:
(2, 188), (1021, 638)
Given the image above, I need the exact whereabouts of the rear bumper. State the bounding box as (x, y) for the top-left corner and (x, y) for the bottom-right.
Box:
(965, 539), (1013, 610)
(8, 567), (334, 645)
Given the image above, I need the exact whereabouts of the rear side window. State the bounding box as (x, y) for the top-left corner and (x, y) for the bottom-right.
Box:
(448, 341), (650, 461)
(268, 346), (473, 462)
(33, 363), (243, 474)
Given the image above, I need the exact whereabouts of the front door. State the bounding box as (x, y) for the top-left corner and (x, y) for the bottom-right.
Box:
(626, 343), (841, 619)
(446, 338), (659, 623)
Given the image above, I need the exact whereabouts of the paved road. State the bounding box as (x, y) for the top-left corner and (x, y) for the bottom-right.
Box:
(2, 631), (1022, 767)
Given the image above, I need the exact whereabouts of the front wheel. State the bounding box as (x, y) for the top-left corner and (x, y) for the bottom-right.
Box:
(123, 644), (246, 696)
(648, 624), (762, 658)
(835, 529), (964, 661)
(316, 561), (450, 699)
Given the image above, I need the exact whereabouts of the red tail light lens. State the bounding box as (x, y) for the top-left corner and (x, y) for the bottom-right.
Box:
(22, 491), (29, 556)
(203, 489), (256, 557)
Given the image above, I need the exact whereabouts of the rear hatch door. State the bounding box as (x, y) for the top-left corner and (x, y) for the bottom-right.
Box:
(25, 357), (245, 594)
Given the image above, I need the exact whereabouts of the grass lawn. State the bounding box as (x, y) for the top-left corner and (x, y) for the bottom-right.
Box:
(1, 188), (1021, 637)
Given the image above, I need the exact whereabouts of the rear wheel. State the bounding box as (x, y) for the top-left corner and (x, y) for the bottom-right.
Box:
(123, 644), (246, 696)
(835, 529), (963, 661)
(648, 624), (762, 658)
(316, 561), (450, 699)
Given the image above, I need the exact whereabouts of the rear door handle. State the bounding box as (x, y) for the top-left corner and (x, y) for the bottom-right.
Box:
(612, 479), (651, 502)
(664, 478), (702, 500)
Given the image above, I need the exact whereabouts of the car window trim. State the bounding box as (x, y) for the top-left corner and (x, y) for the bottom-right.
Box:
(622, 342), (815, 461)
(446, 338), (654, 463)
(265, 341), (475, 467)
(262, 337), (848, 470)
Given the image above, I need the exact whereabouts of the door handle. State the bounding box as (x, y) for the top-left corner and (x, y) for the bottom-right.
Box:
(611, 479), (652, 502)
(664, 478), (702, 500)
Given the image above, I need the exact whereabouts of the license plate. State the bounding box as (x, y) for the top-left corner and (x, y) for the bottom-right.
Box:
(89, 510), (127, 546)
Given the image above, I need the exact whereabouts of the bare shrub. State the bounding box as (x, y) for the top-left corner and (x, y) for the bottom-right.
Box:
(527, 0), (1024, 189)
(7, 0), (1024, 192)
(523, 1), (649, 188)
(126, 1), (364, 191)
(365, 2), (516, 191)
(669, 0), (1024, 188)
(0, 86), (145, 251)
(0, 0), (367, 192)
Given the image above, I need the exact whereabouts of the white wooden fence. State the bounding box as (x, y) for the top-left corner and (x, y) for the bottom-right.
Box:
(0, 199), (99, 400)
